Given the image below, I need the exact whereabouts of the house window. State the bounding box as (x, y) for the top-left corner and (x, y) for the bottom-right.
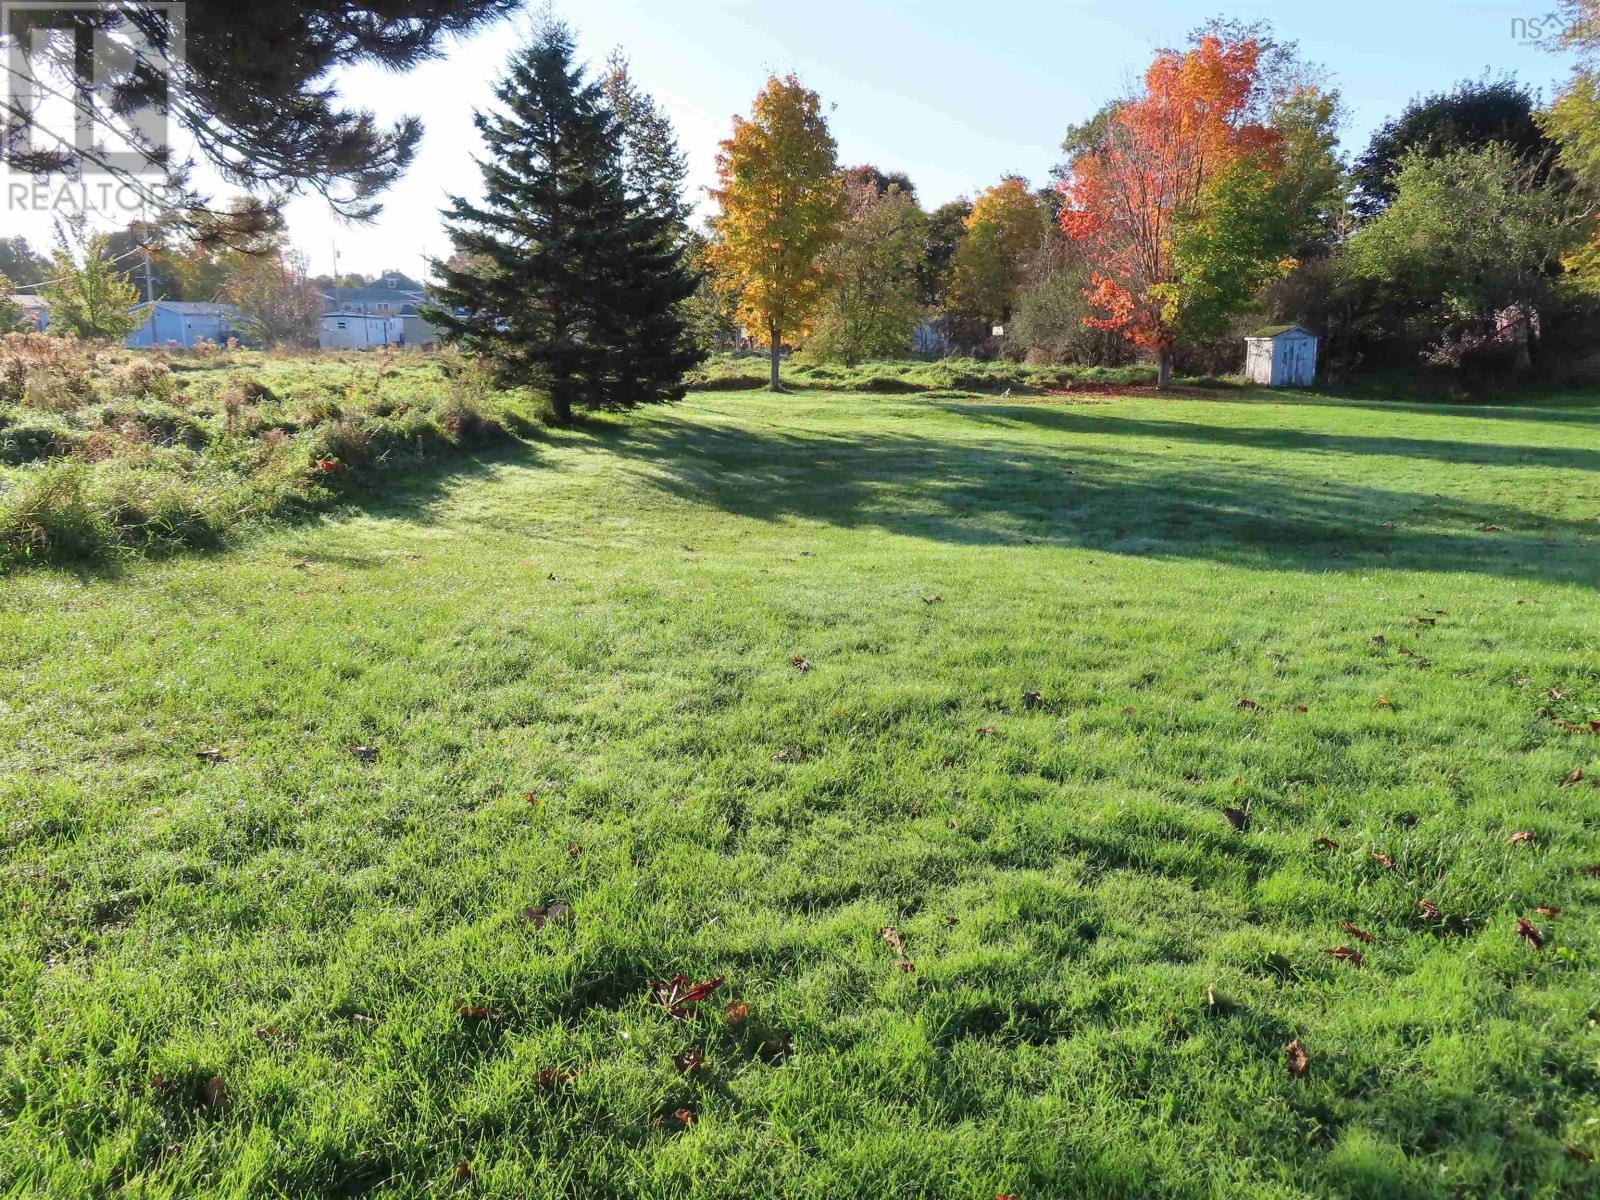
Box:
(337, 322), (347, 329)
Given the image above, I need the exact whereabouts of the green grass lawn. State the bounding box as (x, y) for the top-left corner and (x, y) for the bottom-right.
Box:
(2, 382), (1598, 1198)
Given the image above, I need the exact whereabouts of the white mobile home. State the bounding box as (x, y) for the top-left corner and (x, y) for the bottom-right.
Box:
(319, 312), (401, 350)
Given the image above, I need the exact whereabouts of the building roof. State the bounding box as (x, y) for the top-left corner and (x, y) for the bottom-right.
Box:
(1247, 323), (1315, 340)
(321, 311), (395, 320)
(136, 301), (241, 316)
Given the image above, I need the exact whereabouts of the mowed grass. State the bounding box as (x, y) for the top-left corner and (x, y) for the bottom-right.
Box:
(1, 381), (1598, 1199)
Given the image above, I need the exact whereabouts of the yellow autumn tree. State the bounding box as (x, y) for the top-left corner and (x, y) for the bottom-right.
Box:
(949, 176), (1049, 329)
(707, 74), (843, 391)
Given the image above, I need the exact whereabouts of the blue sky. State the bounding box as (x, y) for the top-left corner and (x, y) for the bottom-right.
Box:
(5, 1), (1582, 280)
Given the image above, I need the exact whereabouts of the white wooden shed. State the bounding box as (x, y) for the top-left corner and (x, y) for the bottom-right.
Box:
(1244, 324), (1318, 387)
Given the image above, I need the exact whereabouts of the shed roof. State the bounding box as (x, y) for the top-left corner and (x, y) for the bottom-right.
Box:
(1247, 323), (1315, 340)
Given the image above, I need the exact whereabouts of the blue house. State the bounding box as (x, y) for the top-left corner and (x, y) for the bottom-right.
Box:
(125, 301), (244, 349)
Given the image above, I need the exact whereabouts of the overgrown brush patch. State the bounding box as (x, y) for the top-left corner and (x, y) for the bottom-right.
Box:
(687, 352), (1160, 395)
(0, 337), (535, 568)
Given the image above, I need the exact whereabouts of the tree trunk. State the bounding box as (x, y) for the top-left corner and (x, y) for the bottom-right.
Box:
(769, 325), (782, 392)
(549, 387), (573, 425)
(1156, 346), (1173, 390)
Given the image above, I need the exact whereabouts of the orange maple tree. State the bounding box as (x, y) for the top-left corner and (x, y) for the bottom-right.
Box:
(1059, 35), (1278, 386)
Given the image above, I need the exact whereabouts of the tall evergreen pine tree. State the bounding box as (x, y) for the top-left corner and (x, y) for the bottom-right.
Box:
(426, 21), (700, 422)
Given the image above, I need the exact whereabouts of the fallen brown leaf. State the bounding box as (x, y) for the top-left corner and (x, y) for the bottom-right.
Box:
(673, 1046), (705, 1075)
(1371, 852), (1394, 870)
(519, 903), (570, 930)
(1314, 836), (1340, 851)
(1340, 921), (1377, 944)
(346, 745), (379, 764)
(1323, 946), (1363, 967)
(757, 1035), (792, 1063)
(1584, 865), (1600, 878)
(536, 1067), (577, 1086)
(1369, 635), (1386, 647)
(790, 656), (811, 672)
(1376, 695), (1393, 708)
(1548, 688), (1571, 701)
(1236, 698), (1260, 710)
(1507, 831), (1537, 846)
(195, 748), (227, 765)
(1284, 1037), (1309, 1078)
(976, 725), (998, 737)
(673, 1107), (695, 1125)
(1418, 899), (1442, 922)
(723, 1001), (749, 1025)
(922, 594), (942, 605)
(1515, 917), (1545, 949)
(454, 1161), (473, 1184)
(1221, 806), (1248, 832)
(200, 1075), (230, 1113)
(455, 1004), (496, 1024)
(1560, 767), (1584, 787)
(1534, 904), (1561, 917)
(880, 927), (905, 955)
(1293, 704), (1309, 713)
(1021, 690), (1043, 710)
(1565, 1145), (1594, 1165)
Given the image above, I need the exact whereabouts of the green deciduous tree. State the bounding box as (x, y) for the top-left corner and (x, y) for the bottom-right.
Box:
(41, 219), (142, 341)
(1345, 144), (1581, 365)
(804, 179), (926, 365)
(427, 19), (700, 423)
(707, 74), (843, 391)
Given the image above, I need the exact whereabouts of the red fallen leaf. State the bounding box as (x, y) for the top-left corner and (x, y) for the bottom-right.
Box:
(1507, 831), (1537, 846)
(649, 974), (724, 1020)
(1515, 918), (1545, 949)
(195, 747), (227, 765)
(1591, 721), (1600, 734)
(1418, 899), (1442, 922)
(455, 1004), (496, 1023)
(346, 744), (379, 764)
(1584, 865), (1600, 877)
(1323, 946), (1363, 967)
(673, 1046), (705, 1075)
(1548, 688), (1571, 701)
(790, 656), (811, 672)
(976, 725), (998, 736)
(454, 1162), (473, 1183)
(199, 1075), (230, 1113)
(1293, 704), (1309, 713)
(723, 1001), (750, 1025)
(922, 594), (943, 605)
(1371, 852), (1394, 870)
(536, 1067), (577, 1086)
(524, 791), (539, 806)
(1341, 921), (1377, 944)
(1284, 1037), (1309, 1078)
(673, 1107), (695, 1125)
(1314, 836), (1340, 850)
(1236, 698), (1260, 710)
(1560, 767), (1584, 787)
(1221, 806), (1248, 832)
(1534, 905), (1561, 917)
(315, 458), (340, 474)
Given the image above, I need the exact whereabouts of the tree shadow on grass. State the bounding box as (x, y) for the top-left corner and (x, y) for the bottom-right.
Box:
(946, 400), (1600, 473)
(590, 416), (1598, 585)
